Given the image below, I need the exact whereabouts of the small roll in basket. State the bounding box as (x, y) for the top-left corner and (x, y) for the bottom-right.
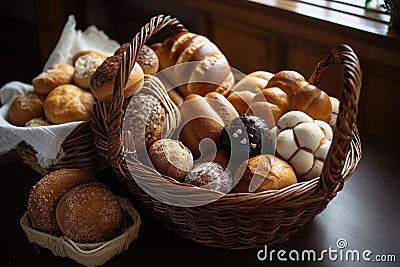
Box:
(92, 14), (362, 249)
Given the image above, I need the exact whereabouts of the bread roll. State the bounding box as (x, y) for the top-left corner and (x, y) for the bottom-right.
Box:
(227, 71), (274, 114)
(44, 84), (95, 124)
(179, 92), (239, 158)
(234, 155), (297, 193)
(184, 162), (233, 193)
(247, 70), (332, 124)
(123, 76), (175, 148)
(156, 32), (235, 97)
(148, 139), (193, 182)
(27, 169), (94, 233)
(275, 111), (333, 180)
(7, 92), (45, 126)
(72, 50), (107, 89)
(25, 117), (51, 127)
(220, 114), (274, 172)
(90, 55), (144, 102)
(32, 64), (74, 95)
(115, 43), (159, 75)
(56, 182), (123, 243)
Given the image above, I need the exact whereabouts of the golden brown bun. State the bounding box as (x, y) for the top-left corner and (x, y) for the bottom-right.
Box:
(234, 155), (297, 193)
(7, 92), (45, 126)
(247, 70), (332, 124)
(27, 169), (94, 233)
(32, 64), (74, 95)
(179, 92), (239, 158)
(72, 50), (107, 89)
(148, 139), (193, 182)
(90, 55), (144, 102)
(44, 84), (95, 124)
(56, 182), (123, 243)
(227, 71), (274, 114)
(156, 32), (234, 97)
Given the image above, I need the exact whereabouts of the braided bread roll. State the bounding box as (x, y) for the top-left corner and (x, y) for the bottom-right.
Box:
(156, 32), (235, 97)
(247, 70), (332, 124)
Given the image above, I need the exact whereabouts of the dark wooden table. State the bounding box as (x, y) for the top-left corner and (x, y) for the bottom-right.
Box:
(2, 134), (399, 267)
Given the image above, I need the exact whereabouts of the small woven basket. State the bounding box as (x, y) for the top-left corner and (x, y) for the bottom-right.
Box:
(16, 120), (110, 176)
(92, 14), (362, 249)
(20, 197), (141, 266)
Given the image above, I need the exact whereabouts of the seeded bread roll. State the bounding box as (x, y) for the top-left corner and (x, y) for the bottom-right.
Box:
(7, 92), (45, 126)
(27, 169), (94, 233)
(148, 139), (194, 182)
(44, 84), (96, 124)
(56, 182), (123, 243)
(32, 64), (74, 95)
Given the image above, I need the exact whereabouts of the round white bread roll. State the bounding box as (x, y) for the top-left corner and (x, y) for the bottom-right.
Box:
(275, 111), (333, 180)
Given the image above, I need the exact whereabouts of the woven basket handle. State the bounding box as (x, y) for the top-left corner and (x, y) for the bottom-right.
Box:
(309, 44), (362, 197)
(92, 15), (188, 170)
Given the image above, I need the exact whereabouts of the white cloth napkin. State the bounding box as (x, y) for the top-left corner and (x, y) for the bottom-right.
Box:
(0, 15), (120, 168)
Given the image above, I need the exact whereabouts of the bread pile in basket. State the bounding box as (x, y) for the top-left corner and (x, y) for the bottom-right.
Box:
(91, 19), (342, 195)
(89, 15), (362, 249)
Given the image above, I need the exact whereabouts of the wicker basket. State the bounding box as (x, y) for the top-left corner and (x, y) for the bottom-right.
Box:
(20, 197), (141, 267)
(16, 119), (110, 176)
(92, 14), (362, 249)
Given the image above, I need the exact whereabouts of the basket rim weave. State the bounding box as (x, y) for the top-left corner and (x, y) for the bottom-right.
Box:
(91, 14), (363, 249)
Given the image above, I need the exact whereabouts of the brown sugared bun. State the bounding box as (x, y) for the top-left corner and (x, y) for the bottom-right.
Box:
(7, 92), (45, 126)
(90, 55), (144, 102)
(56, 182), (123, 243)
(27, 169), (94, 233)
(32, 64), (74, 95)
(44, 84), (95, 124)
(115, 43), (159, 75)
(234, 155), (297, 193)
